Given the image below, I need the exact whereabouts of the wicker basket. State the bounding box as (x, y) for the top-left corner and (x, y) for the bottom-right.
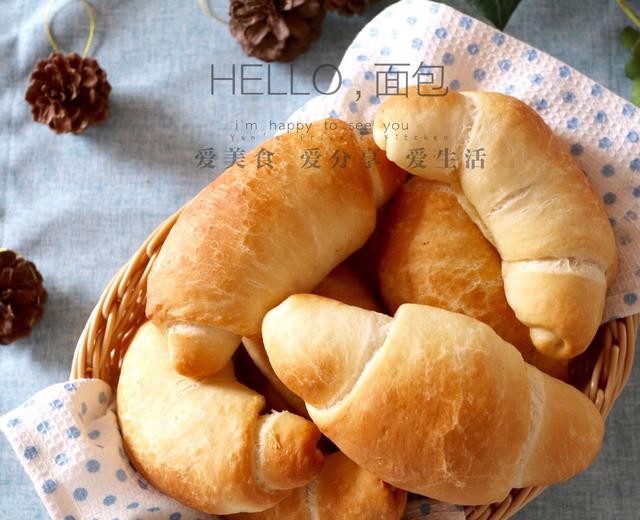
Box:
(71, 208), (638, 520)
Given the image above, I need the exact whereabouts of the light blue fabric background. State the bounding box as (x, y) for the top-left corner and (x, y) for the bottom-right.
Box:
(1, 0), (638, 518)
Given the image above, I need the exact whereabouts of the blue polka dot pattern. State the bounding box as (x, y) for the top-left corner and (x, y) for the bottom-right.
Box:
(498, 59), (511, 72)
(86, 459), (101, 473)
(126, 502), (139, 510)
(364, 71), (374, 80)
(570, 144), (584, 156)
(595, 111), (607, 124)
(412, 38), (423, 49)
(535, 99), (548, 111)
(49, 399), (63, 409)
(467, 43), (479, 55)
(36, 421), (49, 433)
(493, 33), (505, 45)
(356, 54), (367, 62)
(531, 73), (544, 85)
(7, 417), (20, 428)
(460, 16), (473, 29)
(24, 446), (38, 460)
(525, 48), (538, 61)
(450, 79), (460, 90)
(170, 514), (183, 520)
(473, 68), (486, 81)
(599, 137), (612, 149)
(348, 101), (358, 113)
(341, 78), (352, 87)
(558, 65), (571, 78)
(88, 430), (100, 440)
(64, 516), (76, 520)
(628, 131), (639, 143)
(601, 164), (615, 177)
(407, 16), (416, 25)
(435, 27), (447, 39)
(64, 383), (76, 392)
(504, 84), (515, 95)
(623, 103), (636, 117)
(116, 469), (128, 482)
(55, 452), (69, 466)
(591, 84), (603, 96)
(138, 478), (149, 490)
(66, 426), (81, 439)
(42, 479), (57, 494)
(631, 159), (640, 171)
(563, 91), (575, 103)
(103, 495), (116, 506)
(442, 52), (454, 65)
(380, 46), (391, 56)
(73, 488), (88, 501)
(567, 117), (579, 130)
(624, 293), (638, 305)
(603, 192), (617, 205)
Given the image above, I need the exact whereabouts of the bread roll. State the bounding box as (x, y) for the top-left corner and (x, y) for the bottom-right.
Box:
(373, 89), (617, 359)
(230, 452), (407, 520)
(377, 177), (567, 379)
(242, 261), (383, 416)
(117, 322), (324, 515)
(147, 119), (405, 377)
(262, 295), (604, 505)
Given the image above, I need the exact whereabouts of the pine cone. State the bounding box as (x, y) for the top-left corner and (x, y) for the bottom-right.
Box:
(0, 250), (48, 345)
(229, 0), (325, 62)
(25, 53), (111, 134)
(324, 0), (368, 16)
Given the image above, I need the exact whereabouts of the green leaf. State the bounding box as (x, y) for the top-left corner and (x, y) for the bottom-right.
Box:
(631, 78), (640, 106)
(466, 0), (523, 30)
(620, 26), (640, 51)
(626, 53), (640, 79)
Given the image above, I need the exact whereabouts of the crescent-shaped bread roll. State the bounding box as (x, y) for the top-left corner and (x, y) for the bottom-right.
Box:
(117, 322), (324, 515)
(147, 119), (405, 377)
(377, 177), (568, 380)
(373, 89), (617, 359)
(229, 452), (407, 520)
(262, 294), (604, 505)
(242, 261), (384, 416)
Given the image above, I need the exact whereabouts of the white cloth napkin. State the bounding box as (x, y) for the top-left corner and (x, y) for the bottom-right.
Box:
(1, 380), (215, 520)
(1, 379), (465, 520)
(288, 0), (640, 323)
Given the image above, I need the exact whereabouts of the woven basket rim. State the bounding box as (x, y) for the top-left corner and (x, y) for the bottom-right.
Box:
(71, 208), (639, 520)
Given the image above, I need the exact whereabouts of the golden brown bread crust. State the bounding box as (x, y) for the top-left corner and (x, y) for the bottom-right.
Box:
(377, 177), (567, 379)
(146, 119), (397, 377)
(262, 295), (604, 505)
(373, 89), (617, 359)
(313, 262), (384, 313)
(117, 322), (324, 515)
(242, 261), (384, 415)
(148, 117), (375, 336)
(230, 452), (407, 520)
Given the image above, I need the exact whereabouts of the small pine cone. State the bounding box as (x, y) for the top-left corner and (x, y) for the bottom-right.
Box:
(0, 250), (48, 345)
(324, 0), (368, 16)
(229, 0), (325, 63)
(25, 52), (111, 134)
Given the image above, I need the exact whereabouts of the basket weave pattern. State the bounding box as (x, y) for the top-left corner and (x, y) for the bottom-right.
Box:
(71, 208), (638, 520)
